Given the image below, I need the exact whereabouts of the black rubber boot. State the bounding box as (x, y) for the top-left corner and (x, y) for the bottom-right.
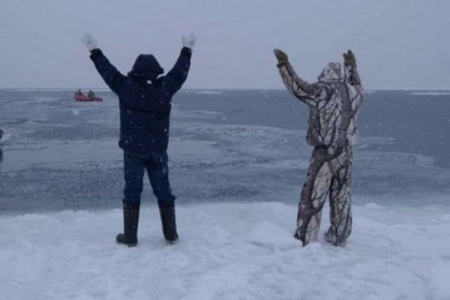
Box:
(158, 201), (179, 244)
(116, 201), (140, 247)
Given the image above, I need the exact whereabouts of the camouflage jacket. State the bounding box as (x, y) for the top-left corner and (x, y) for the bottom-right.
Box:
(278, 62), (364, 148)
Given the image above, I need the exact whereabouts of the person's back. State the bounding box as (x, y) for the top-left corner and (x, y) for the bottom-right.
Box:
(82, 33), (195, 247)
(274, 49), (364, 247)
(275, 54), (363, 152)
(309, 62), (363, 149)
(89, 47), (191, 154)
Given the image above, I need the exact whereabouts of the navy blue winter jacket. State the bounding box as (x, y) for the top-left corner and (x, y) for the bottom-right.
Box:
(90, 47), (192, 154)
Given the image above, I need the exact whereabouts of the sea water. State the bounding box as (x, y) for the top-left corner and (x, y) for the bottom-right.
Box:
(0, 89), (449, 212)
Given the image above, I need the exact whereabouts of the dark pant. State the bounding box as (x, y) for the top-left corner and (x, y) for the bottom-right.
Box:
(123, 152), (175, 204)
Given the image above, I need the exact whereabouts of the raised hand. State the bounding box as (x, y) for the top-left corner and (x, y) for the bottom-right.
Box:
(274, 49), (289, 67)
(81, 34), (99, 52)
(182, 34), (197, 50)
(343, 50), (356, 67)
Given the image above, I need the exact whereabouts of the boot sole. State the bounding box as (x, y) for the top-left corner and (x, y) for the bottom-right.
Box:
(116, 241), (138, 247)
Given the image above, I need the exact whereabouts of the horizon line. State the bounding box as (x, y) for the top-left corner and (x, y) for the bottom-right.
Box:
(2, 87), (450, 92)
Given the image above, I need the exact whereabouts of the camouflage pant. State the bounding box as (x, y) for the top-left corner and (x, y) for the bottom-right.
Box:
(294, 145), (353, 246)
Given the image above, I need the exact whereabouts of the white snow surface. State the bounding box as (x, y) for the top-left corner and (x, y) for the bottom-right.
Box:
(1, 202), (450, 300)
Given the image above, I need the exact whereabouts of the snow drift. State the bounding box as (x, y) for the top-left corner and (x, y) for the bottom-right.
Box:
(1, 202), (449, 300)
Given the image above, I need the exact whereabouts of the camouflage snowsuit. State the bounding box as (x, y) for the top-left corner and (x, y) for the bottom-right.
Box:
(278, 61), (363, 246)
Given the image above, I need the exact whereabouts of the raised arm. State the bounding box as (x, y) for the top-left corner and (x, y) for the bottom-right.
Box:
(274, 49), (325, 106)
(164, 34), (196, 94)
(82, 34), (126, 95)
(164, 48), (192, 94)
(348, 65), (361, 87)
(343, 50), (364, 118)
(90, 50), (126, 95)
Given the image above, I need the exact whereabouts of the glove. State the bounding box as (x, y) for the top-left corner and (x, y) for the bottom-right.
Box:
(274, 49), (289, 67)
(343, 50), (356, 67)
(182, 33), (196, 50)
(81, 34), (98, 52)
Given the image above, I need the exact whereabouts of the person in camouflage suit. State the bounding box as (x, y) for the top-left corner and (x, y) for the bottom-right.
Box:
(274, 49), (364, 246)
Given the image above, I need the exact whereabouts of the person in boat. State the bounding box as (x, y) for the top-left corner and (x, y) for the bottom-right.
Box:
(87, 90), (96, 100)
(75, 89), (83, 97)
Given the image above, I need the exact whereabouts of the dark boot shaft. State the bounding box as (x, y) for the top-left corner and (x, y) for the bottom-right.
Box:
(158, 201), (178, 243)
(117, 202), (140, 246)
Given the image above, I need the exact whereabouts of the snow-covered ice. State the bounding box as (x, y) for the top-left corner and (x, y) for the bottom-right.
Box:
(1, 202), (449, 300)
(2, 90), (450, 299)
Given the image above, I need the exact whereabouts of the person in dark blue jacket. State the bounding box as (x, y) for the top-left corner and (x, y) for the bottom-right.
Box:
(82, 33), (196, 246)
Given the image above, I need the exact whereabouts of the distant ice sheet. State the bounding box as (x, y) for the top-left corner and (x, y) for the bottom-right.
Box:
(192, 90), (223, 95)
(411, 91), (450, 96)
(364, 90), (377, 94)
(1, 202), (449, 300)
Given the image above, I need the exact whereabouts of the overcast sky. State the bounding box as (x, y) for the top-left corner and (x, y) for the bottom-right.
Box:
(0, 0), (449, 90)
